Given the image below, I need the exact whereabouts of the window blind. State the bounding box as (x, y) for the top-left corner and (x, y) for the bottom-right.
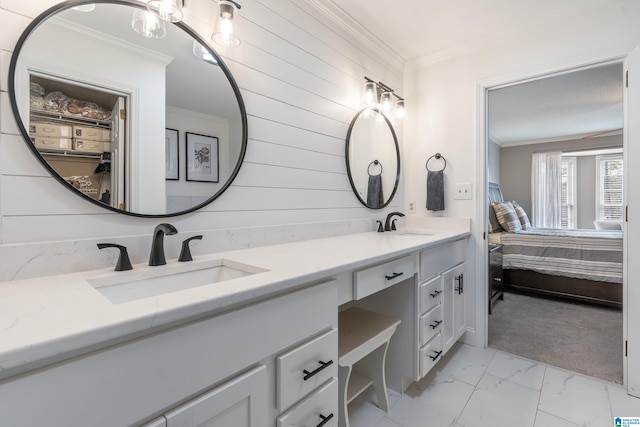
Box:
(598, 154), (623, 222)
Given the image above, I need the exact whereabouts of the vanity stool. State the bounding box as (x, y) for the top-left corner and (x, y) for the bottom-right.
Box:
(338, 307), (401, 427)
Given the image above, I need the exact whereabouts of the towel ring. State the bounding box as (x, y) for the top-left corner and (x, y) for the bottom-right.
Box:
(368, 160), (383, 176)
(426, 153), (446, 172)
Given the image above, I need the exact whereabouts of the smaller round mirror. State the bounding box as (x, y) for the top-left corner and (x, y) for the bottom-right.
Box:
(345, 107), (400, 209)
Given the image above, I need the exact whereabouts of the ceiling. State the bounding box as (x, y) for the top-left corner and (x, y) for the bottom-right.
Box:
(309, 0), (624, 145)
(488, 63), (624, 146)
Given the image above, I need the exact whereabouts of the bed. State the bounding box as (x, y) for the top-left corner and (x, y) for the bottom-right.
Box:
(488, 182), (623, 308)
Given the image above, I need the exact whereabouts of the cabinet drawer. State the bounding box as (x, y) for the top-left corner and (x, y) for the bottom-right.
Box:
(353, 255), (416, 300)
(277, 378), (338, 427)
(419, 304), (443, 346)
(419, 334), (443, 378)
(419, 275), (443, 314)
(489, 251), (502, 267)
(277, 328), (338, 411)
(420, 239), (466, 281)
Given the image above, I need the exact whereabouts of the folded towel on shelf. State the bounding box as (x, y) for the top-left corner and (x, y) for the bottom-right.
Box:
(426, 170), (445, 211)
(367, 174), (383, 208)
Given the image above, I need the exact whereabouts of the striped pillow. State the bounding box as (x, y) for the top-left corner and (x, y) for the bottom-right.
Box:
(511, 201), (531, 230)
(492, 202), (522, 232)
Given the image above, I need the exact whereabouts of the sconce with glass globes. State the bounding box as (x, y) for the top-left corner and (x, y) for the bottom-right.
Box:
(361, 76), (406, 120)
(104, 0), (243, 56)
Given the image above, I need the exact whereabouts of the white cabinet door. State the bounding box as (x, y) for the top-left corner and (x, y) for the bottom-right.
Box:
(453, 263), (467, 341)
(442, 263), (466, 352)
(165, 365), (268, 427)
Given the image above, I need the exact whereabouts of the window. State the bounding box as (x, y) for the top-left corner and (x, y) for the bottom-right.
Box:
(561, 157), (577, 229)
(597, 154), (624, 222)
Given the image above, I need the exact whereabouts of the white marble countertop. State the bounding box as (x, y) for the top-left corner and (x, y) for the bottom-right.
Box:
(0, 224), (469, 380)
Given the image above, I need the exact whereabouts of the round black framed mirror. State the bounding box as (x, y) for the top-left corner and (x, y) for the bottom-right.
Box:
(9, 0), (247, 217)
(345, 107), (400, 209)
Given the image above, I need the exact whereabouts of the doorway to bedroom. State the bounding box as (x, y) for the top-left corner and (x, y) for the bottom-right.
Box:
(485, 62), (624, 384)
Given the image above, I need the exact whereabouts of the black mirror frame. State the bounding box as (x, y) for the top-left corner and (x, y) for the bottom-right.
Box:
(8, 0), (248, 218)
(345, 107), (400, 210)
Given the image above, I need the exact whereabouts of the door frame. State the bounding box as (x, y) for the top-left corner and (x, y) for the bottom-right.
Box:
(475, 51), (629, 383)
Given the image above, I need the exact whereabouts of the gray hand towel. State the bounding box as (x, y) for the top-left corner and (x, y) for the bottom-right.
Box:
(367, 174), (383, 208)
(427, 170), (445, 211)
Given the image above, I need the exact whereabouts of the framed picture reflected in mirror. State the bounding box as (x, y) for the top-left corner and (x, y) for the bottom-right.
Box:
(186, 132), (219, 183)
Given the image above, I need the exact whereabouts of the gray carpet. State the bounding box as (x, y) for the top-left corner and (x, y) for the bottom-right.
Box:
(488, 291), (623, 384)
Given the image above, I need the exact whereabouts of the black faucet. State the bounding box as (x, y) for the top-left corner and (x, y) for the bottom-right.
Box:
(97, 243), (133, 271)
(179, 235), (203, 262)
(149, 223), (178, 266)
(384, 212), (405, 231)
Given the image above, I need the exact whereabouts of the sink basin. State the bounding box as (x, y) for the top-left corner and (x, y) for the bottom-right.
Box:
(88, 259), (268, 304)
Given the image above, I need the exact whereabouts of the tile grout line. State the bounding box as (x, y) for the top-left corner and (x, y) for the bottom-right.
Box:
(452, 350), (498, 426)
(531, 365), (546, 427)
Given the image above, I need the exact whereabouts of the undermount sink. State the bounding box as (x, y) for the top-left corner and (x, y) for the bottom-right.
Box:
(88, 259), (268, 304)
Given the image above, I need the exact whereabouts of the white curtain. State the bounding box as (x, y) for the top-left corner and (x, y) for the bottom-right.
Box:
(531, 151), (562, 228)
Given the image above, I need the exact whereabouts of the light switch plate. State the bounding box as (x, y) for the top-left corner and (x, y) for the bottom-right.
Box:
(454, 183), (473, 200)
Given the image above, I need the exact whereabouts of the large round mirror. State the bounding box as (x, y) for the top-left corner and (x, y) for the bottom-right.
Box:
(9, 0), (247, 217)
(346, 107), (400, 209)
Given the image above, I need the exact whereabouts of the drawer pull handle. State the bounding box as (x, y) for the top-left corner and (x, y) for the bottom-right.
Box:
(455, 274), (464, 294)
(430, 289), (443, 298)
(494, 277), (502, 282)
(316, 413), (334, 427)
(430, 320), (443, 329)
(385, 272), (404, 280)
(429, 350), (443, 361)
(303, 359), (334, 380)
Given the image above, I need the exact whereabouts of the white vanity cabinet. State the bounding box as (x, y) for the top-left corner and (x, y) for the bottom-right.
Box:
(0, 281), (337, 427)
(352, 237), (468, 392)
(420, 239), (467, 360)
(146, 365), (268, 427)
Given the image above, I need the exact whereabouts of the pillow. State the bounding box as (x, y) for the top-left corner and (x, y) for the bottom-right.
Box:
(511, 200), (531, 230)
(489, 205), (503, 233)
(492, 201), (522, 232)
(594, 220), (622, 230)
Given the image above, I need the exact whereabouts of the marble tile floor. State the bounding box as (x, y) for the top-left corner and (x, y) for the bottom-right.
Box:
(347, 342), (640, 427)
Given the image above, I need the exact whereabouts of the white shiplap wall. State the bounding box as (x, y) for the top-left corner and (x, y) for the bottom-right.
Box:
(0, 1), (404, 255)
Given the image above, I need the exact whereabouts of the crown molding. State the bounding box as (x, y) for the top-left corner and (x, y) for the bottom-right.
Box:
(296, 0), (405, 73)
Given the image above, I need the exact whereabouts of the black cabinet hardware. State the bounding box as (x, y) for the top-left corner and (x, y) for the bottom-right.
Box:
(455, 274), (464, 294)
(430, 320), (443, 329)
(303, 360), (333, 381)
(385, 272), (404, 280)
(430, 289), (443, 298)
(429, 350), (443, 361)
(317, 413), (334, 427)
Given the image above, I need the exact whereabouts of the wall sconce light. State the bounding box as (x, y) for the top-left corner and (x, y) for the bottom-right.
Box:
(379, 85), (394, 115)
(361, 77), (406, 119)
(131, 8), (167, 39)
(193, 41), (218, 64)
(146, 0), (184, 23)
(361, 78), (378, 107)
(395, 98), (406, 120)
(212, 0), (242, 47)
